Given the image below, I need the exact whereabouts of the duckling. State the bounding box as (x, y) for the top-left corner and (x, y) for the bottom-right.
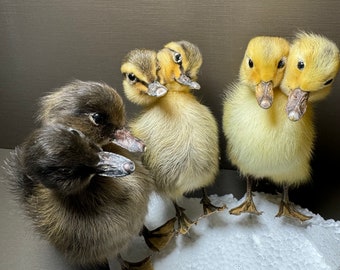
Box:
(223, 36), (297, 217)
(123, 41), (225, 235)
(277, 31), (340, 219)
(19, 80), (154, 268)
(37, 79), (145, 152)
(4, 124), (153, 268)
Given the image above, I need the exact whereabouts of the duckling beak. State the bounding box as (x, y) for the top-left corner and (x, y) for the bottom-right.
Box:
(256, 81), (273, 109)
(96, 151), (135, 177)
(176, 74), (201, 90)
(286, 88), (310, 121)
(112, 127), (146, 153)
(147, 81), (168, 97)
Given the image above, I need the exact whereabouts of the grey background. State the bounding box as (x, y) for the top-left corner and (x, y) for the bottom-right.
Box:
(1, 0), (340, 220)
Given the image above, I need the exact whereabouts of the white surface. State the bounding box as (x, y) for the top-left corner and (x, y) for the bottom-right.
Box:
(111, 192), (340, 270)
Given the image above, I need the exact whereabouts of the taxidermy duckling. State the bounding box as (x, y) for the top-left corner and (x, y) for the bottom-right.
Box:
(18, 80), (154, 268)
(5, 124), (154, 269)
(37, 79), (145, 152)
(277, 31), (340, 219)
(121, 49), (177, 252)
(123, 41), (225, 235)
(223, 36), (297, 218)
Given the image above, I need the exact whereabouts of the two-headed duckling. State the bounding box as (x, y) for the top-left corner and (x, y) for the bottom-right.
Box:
(9, 80), (155, 268)
(223, 36), (295, 217)
(5, 124), (153, 268)
(123, 41), (225, 236)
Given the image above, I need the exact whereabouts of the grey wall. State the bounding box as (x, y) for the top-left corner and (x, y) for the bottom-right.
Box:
(1, 0), (340, 218)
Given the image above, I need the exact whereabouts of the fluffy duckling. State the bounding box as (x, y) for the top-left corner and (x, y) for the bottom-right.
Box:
(223, 36), (298, 218)
(5, 124), (153, 268)
(123, 41), (225, 235)
(37, 79), (145, 152)
(278, 31), (340, 219)
(16, 80), (154, 268)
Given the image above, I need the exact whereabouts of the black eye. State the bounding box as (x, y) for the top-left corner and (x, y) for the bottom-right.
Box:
(90, 113), (106, 126)
(126, 73), (137, 83)
(297, 61), (305, 70)
(173, 52), (182, 64)
(248, 58), (254, 68)
(277, 59), (285, 69)
(324, 78), (333, 85)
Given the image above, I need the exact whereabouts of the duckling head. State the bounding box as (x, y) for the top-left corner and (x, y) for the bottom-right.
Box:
(37, 80), (145, 152)
(157, 40), (202, 91)
(281, 31), (340, 121)
(22, 124), (135, 195)
(239, 36), (290, 109)
(121, 49), (168, 106)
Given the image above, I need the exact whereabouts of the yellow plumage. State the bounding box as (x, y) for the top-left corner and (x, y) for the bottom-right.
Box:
(223, 33), (340, 221)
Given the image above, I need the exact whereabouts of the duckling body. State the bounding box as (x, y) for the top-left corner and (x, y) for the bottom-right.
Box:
(5, 125), (153, 267)
(131, 90), (219, 199)
(223, 36), (305, 218)
(224, 83), (314, 185)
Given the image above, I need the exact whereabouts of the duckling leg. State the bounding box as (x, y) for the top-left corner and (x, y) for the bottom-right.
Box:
(174, 202), (197, 235)
(118, 254), (154, 270)
(141, 218), (176, 252)
(276, 184), (312, 222)
(200, 188), (227, 217)
(229, 176), (262, 215)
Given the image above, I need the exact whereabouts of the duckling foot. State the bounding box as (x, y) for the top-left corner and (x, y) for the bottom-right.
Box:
(174, 203), (197, 235)
(276, 201), (312, 222)
(200, 196), (227, 217)
(141, 218), (176, 252)
(118, 254), (154, 270)
(229, 199), (262, 216)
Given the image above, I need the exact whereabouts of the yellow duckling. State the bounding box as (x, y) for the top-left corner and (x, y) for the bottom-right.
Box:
(223, 36), (300, 218)
(123, 41), (225, 235)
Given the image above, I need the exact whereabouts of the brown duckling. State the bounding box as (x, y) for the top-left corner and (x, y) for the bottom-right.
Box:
(5, 124), (153, 268)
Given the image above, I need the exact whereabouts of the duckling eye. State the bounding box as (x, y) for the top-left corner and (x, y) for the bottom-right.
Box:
(126, 73), (138, 83)
(173, 52), (182, 64)
(248, 58), (254, 68)
(324, 78), (333, 85)
(90, 113), (106, 126)
(277, 59), (285, 69)
(297, 61), (305, 70)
